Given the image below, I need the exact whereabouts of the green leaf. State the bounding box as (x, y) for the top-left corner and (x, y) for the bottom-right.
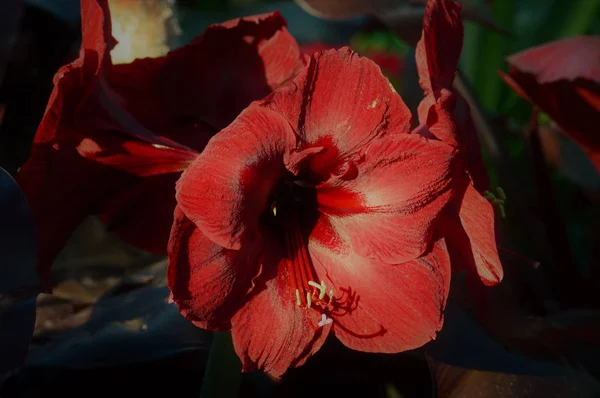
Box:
(559, 0), (600, 37)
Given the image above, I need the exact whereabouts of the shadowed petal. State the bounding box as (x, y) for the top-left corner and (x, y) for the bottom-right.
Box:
(107, 11), (307, 149)
(415, 0), (463, 97)
(500, 36), (600, 172)
(168, 206), (262, 330)
(439, 181), (503, 285)
(99, 174), (179, 254)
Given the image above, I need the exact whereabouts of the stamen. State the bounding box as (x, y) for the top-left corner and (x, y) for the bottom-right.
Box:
(328, 290), (334, 305)
(306, 292), (312, 309)
(271, 202), (277, 216)
(296, 289), (301, 306)
(307, 280), (321, 290)
(308, 280), (328, 300)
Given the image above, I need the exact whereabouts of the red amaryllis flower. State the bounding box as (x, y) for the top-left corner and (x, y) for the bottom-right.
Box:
(16, 0), (306, 287)
(168, 0), (502, 377)
(169, 48), (454, 377)
(499, 36), (600, 172)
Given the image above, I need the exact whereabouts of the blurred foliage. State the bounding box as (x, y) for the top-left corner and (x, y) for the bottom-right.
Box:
(462, 0), (600, 120)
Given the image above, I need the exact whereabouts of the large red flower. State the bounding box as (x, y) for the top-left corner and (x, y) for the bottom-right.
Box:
(499, 36), (600, 172)
(168, 0), (501, 377)
(16, 0), (306, 287)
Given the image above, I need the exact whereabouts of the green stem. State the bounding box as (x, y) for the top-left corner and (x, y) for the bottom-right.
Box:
(199, 331), (242, 398)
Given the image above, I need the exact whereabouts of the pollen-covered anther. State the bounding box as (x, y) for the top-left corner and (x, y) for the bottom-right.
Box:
(307, 280), (327, 300)
(271, 202), (277, 216)
(295, 289), (301, 306)
(306, 292), (312, 309)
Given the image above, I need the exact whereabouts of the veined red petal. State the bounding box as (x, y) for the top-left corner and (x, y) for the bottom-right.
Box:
(76, 135), (196, 177)
(415, 0), (463, 96)
(440, 181), (503, 285)
(301, 42), (404, 79)
(168, 206), (262, 330)
(175, 104), (296, 250)
(265, 47), (412, 159)
(309, 238), (451, 353)
(230, 236), (331, 377)
(315, 133), (456, 264)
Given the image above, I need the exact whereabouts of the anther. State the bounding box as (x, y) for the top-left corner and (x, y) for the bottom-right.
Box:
(308, 280), (328, 300)
(295, 289), (301, 306)
(328, 290), (334, 304)
(271, 202), (277, 217)
(306, 292), (312, 309)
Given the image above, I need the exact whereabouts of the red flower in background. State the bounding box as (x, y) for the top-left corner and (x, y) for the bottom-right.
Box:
(168, 0), (502, 377)
(499, 36), (600, 172)
(415, 0), (502, 286)
(16, 0), (306, 287)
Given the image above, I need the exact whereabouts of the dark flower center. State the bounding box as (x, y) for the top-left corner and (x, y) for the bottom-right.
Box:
(264, 173), (335, 315)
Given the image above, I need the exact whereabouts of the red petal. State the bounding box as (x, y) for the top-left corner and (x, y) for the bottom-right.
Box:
(75, 135), (196, 177)
(230, 239), (331, 377)
(266, 47), (412, 158)
(309, 238), (451, 352)
(112, 11), (308, 141)
(100, 174), (179, 254)
(505, 36), (600, 84)
(69, 0), (188, 150)
(315, 133), (456, 264)
(501, 37), (600, 172)
(451, 95), (490, 192)
(417, 91), (490, 192)
(168, 206), (262, 330)
(16, 144), (136, 284)
(301, 42), (404, 78)
(415, 0), (463, 96)
(176, 104), (296, 250)
(440, 182), (503, 285)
